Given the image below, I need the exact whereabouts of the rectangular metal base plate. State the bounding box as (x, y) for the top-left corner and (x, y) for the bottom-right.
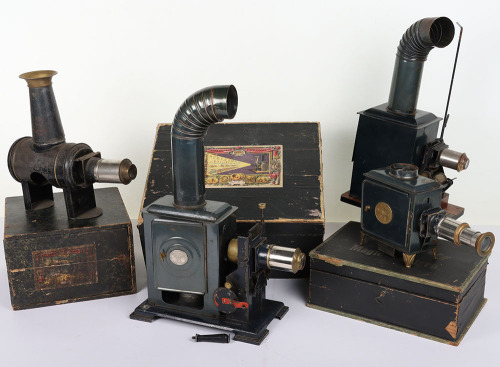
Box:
(130, 299), (288, 345)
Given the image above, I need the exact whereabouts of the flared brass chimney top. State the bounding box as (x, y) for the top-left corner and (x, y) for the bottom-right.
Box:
(19, 70), (57, 88)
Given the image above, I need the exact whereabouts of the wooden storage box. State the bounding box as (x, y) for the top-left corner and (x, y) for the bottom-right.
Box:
(308, 221), (489, 345)
(138, 122), (325, 277)
(3, 187), (136, 310)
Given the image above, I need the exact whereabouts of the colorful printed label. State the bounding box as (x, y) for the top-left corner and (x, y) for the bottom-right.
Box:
(32, 244), (98, 291)
(204, 145), (283, 188)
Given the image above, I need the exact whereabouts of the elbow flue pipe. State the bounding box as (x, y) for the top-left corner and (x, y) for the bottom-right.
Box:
(171, 85), (238, 209)
(387, 17), (455, 115)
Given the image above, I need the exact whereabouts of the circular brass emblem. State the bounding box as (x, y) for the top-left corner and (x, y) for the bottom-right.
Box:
(375, 202), (392, 224)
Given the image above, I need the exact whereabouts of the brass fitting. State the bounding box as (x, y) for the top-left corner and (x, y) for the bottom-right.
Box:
(227, 238), (239, 264)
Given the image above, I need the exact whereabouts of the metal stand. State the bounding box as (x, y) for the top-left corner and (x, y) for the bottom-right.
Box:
(130, 299), (289, 345)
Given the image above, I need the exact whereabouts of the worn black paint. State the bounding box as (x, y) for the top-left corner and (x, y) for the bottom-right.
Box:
(349, 104), (441, 199)
(361, 166), (443, 255)
(308, 222), (489, 343)
(27, 83), (65, 148)
(3, 187), (137, 310)
(9, 74), (136, 219)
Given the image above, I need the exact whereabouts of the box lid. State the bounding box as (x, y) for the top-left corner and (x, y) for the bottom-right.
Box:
(138, 122), (324, 225)
(4, 187), (130, 238)
(310, 221), (488, 303)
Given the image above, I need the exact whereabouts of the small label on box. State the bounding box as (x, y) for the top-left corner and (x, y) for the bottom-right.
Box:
(204, 145), (283, 188)
(32, 244), (98, 291)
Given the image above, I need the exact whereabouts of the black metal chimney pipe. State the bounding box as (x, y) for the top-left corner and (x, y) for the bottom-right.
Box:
(19, 70), (66, 149)
(387, 17), (455, 115)
(171, 85), (238, 209)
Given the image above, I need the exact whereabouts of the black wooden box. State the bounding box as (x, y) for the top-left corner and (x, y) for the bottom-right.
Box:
(3, 187), (136, 310)
(138, 122), (325, 278)
(308, 222), (489, 345)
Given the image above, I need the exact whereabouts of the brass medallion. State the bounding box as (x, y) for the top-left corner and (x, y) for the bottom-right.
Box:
(375, 202), (392, 224)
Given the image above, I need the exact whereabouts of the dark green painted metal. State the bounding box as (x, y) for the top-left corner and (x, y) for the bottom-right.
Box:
(347, 17), (455, 201)
(349, 104), (441, 199)
(132, 195), (289, 345)
(171, 85), (238, 208)
(388, 59), (424, 115)
(361, 165), (443, 254)
(388, 17), (455, 115)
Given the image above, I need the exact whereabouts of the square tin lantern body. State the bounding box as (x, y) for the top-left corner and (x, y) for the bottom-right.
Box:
(141, 195), (237, 316)
(361, 166), (442, 254)
(133, 194), (289, 344)
(349, 104), (441, 200)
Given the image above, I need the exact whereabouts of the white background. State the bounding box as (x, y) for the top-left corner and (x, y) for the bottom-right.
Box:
(0, 0), (499, 224)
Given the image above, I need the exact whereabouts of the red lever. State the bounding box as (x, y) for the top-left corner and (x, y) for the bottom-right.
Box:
(221, 297), (248, 309)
